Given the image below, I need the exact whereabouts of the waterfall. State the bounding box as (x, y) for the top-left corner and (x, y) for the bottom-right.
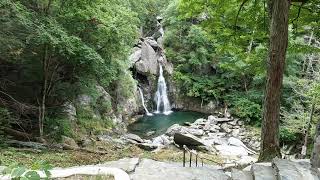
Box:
(155, 64), (172, 115)
(138, 87), (153, 116)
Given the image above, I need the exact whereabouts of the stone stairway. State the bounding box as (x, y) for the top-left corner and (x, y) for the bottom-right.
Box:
(101, 158), (320, 180)
(3, 158), (318, 180)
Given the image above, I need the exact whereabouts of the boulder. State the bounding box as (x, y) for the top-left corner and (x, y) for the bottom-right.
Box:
(137, 143), (158, 151)
(251, 164), (276, 180)
(152, 135), (171, 146)
(124, 133), (144, 143)
(61, 136), (79, 148)
(166, 124), (187, 136)
(215, 145), (248, 156)
(272, 158), (319, 180)
(135, 41), (158, 75)
(174, 133), (205, 147)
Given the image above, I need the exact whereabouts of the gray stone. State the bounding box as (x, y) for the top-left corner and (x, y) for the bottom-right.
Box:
(124, 133), (144, 143)
(136, 41), (158, 75)
(272, 158), (319, 180)
(103, 158), (139, 173)
(228, 120), (238, 126)
(231, 169), (253, 180)
(166, 124), (187, 136)
(137, 143), (158, 151)
(194, 118), (207, 125)
(129, 48), (142, 64)
(145, 37), (159, 48)
(221, 123), (232, 133)
(76, 94), (92, 106)
(208, 115), (216, 122)
(174, 133), (205, 147)
(62, 102), (76, 121)
(251, 164), (276, 180)
(232, 129), (240, 137)
(152, 135), (171, 146)
(130, 159), (229, 180)
(237, 156), (258, 166)
(216, 117), (233, 122)
(215, 145), (248, 156)
(61, 136), (78, 148)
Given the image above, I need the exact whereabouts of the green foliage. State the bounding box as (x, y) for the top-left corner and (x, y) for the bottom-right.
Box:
(76, 107), (113, 135)
(3, 160), (52, 180)
(0, 108), (12, 144)
(44, 117), (73, 141)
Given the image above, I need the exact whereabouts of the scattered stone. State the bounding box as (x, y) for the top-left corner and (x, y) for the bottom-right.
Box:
(228, 120), (238, 126)
(221, 123), (232, 133)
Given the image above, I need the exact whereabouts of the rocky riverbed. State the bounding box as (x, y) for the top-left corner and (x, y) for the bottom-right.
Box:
(100, 114), (262, 167)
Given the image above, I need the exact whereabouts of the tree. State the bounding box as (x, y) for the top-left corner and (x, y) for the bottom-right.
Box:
(258, 0), (290, 161)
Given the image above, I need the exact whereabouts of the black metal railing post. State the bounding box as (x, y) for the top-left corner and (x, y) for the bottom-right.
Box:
(189, 153), (192, 167)
(183, 148), (186, 167)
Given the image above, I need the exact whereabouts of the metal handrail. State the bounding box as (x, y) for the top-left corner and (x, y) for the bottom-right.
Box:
(182, 145), (237, 168)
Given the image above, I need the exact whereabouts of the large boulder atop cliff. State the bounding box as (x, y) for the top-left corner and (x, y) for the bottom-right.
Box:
(135, 41), (158, 75)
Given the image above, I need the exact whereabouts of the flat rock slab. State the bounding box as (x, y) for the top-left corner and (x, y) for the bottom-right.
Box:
(273, 158), (320, 180)
(130, 159), (229, 180)
(102, 158), (139, 173)
(251, 164), (276, 180)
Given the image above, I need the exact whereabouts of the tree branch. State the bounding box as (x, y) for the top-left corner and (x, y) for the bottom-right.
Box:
(234, 0), (249, 34)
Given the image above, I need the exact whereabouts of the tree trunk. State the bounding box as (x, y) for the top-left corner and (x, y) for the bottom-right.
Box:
(311, 109), (320, 167)
(258, 0), (290, 161)
(39, 44), (49, 138)
(301, 103), (315, 157)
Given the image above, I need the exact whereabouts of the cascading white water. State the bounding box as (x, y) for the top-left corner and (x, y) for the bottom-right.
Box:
(138, 87), (153, 116)
(155, 64), (172, 115)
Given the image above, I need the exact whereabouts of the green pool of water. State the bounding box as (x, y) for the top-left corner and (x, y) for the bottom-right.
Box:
(128, 111), (206, 138)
